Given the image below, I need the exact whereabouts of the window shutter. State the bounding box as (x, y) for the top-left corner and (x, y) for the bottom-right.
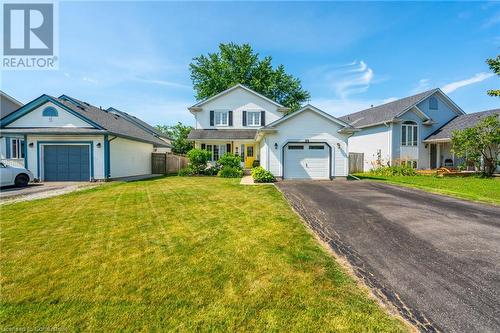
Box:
(240, 144), (245, 161)
(242, 111), (247, 126)
(201, 143), (206, 150)
(226, 143), (231, 154)
(210, 111), (214, 126)
(6, 137), (11, 158)
(261, 111), (265, 126)
(228, 111), (233, 126)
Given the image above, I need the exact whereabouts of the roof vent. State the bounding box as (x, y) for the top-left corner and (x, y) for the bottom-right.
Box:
(370, 104), (374, 108)
(76, 105), (85, 110)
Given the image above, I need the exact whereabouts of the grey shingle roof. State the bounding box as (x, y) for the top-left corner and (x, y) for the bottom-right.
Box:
(188, 129), (257, 140)
(107, 107), (171, 140)
(53, 96), (170, 147)
(339, 89), (439, 128)
(425, 109), (500, 141)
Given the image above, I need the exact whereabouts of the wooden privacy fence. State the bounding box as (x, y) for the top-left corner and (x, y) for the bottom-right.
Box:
(348, 153), (364, 174)
(152, 153), (189, 174)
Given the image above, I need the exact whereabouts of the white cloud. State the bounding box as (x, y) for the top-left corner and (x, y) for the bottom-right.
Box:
(82, 76), (98, 84)
(441, 72), (494, 94)
(134, 77), (191, 89)
(411, 78), (431, 94)
(311, 96), (394, 117)
(314, 60), (375, 99)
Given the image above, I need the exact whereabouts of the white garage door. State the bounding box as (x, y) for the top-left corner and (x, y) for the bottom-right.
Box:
(284, 143), (330, 179)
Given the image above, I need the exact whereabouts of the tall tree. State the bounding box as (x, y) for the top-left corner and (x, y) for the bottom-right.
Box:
(156, 122), (193, 155)
(189, 43), (310, 112)
(451, 114), (500, 175)
(486, 55), (500, 97)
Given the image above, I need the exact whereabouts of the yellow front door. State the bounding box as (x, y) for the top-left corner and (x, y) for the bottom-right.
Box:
(244, 145), (255, 168)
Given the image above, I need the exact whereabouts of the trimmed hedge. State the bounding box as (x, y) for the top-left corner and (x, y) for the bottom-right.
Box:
(251, 166), (276, 183)
(218, 166), (243, 178)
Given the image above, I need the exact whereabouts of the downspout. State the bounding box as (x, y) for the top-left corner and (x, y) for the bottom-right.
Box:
(105, 136), (117, 180)
(24, 134), (28, 168)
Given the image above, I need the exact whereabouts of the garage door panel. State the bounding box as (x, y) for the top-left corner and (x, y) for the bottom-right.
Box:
(43, 145), (90, 181)
(284, 143), (330, 179)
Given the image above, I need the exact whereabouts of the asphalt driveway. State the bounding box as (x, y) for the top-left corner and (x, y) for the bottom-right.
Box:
(276, 180), (500, 333)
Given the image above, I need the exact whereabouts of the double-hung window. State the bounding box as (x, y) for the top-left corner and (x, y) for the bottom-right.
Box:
(9, 138), (25, 159)
(205, 144), (226, 161)
(215, 111), (228, 126)
(401, 121), (418, 146)
(247, 111), (261, 126)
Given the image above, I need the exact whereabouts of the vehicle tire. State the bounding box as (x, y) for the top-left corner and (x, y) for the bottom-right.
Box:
(14, 174), (29, 187)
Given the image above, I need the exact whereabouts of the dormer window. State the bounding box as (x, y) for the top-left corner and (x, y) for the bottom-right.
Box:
(247, 111), (261, 126)
(215, 111), (228, 126)
(429, 96), (438, 110)
(42, 106), (58, 117)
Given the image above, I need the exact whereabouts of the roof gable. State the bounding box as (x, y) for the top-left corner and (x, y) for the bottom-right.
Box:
(339, 88), (464, 128)
(264, 104), (353, 129)
(189, 84), (287, 110)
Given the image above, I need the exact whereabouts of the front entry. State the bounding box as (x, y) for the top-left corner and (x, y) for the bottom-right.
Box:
(244, 144), (255, 168)
(430, 144), (437, 169)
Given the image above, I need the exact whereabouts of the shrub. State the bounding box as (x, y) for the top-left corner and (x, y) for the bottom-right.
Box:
(218, 166), (243, 178)
(217, 153), (242, 169)
(186, 148), (212, 174)
(368, 165), (417, 177)
(178, 166), (195, 176)
(203, 165), (220, 176)
(251, 166), (276, 183)
(252, 160), (260, 168)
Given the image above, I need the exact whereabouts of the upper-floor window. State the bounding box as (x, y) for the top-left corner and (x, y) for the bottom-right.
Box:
(401, 121), (418, 146)
(215, 111), (228, 126)
(429, 96), (438, 110)
(42, 106), (58, 117)
(247, 111), (261, 126)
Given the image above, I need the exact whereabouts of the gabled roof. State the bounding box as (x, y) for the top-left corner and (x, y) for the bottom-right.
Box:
(262, 104), (356, 132)
(339, 88), (464, 128)
(189, 84), (288, 110)
(107, 107), (171, 140)
(1, 94), (170, 148)
(424, 108), (500, 142)
(0, 90), (24, 119)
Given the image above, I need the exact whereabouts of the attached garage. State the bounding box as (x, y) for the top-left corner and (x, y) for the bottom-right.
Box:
(43, 144), (91, 181)
(283, 143), (331, 179)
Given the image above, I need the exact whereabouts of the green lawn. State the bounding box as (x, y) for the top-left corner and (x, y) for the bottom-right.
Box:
(354, 174), (500, 205)
(0, 177), (407, 332)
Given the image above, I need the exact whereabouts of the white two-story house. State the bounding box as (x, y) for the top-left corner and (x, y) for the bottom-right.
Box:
(339, 88), (466, 171)
(187, 84), (357, 179)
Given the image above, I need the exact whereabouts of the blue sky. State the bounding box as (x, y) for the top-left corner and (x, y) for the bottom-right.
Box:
(2, 1), (499, 126)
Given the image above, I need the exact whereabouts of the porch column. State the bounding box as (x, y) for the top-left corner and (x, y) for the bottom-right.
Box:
(436, 143), (441, 168)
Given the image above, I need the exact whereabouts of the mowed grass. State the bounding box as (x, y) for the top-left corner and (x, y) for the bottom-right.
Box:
(355, 174), (500, 205)
(1, 177), (407, 332)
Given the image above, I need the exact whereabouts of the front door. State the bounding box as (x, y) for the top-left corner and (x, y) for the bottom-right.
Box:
(430, 144), (437, 169)
(244, 145), (255, 168)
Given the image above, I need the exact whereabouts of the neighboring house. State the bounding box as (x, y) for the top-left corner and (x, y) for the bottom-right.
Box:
(424, 108), (500, 172)
(0, 90), (24, 168)
(0, 94), (171, 181)
(187, 84), (357, 179)
(340, 88), (465, 171)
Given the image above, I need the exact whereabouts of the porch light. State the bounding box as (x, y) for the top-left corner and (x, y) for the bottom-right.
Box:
(96, 143), (101, 148)
(274, 143), (278, 149)
(29, 142), (34, 147)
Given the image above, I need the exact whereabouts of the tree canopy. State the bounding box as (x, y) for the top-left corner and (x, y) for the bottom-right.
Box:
(189, 43), (310, 112)
(156, 122), (193, 155)
(451, 114), (500, 175)
(486, 55), (500, 97)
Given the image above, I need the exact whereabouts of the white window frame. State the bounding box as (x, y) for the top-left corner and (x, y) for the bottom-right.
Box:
(215, 111), (229, 126)
(401, 122), (418, 147)
(10, 138), (25, 159)
(403, 160), (417, 169)
(247, 111), (261, 127)
(206, 144), (227, 161)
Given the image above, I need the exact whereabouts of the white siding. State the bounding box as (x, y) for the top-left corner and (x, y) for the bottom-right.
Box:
(110, 137), (153, 178)
(194, 87), (284, 129)
(25, 135), (105, 180)
(348, 125), (391, 171)
(7, 101), (93, 128)
(260, 109), (349, 177)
